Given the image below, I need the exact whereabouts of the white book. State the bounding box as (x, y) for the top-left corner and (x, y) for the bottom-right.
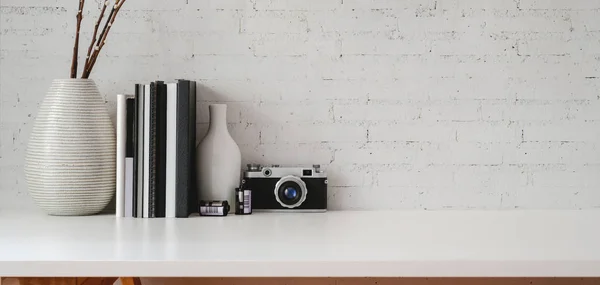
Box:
(143, 84), (151, 218)
(116, 94), (127, 218)
(165, 83), (178, 218)
(125, 157), (134, 217)
(136, 85), (145, 218)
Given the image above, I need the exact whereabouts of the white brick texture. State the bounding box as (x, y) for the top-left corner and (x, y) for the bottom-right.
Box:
(1, 0), (599, 211)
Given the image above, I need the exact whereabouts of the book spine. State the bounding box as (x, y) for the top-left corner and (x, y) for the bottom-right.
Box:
(116, 94), (127, 217)
(143, 84), (151, 218)
(149, 82), (158, 218)
(165, 83), (178, 218)
(125, 97), (135, 218)
(188, 81), (197, 215)
(175, 80), (191, 218)
(156, 81), (168, 218)
(125, 157), (134, 217)
(134, 84), (144, 218)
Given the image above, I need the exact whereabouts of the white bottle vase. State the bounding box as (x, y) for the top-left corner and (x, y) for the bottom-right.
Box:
(24, 79), (116, 216)
(196, 104), (242, 206)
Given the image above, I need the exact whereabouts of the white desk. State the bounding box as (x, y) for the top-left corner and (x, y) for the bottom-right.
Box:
(0, 210), (599, 277)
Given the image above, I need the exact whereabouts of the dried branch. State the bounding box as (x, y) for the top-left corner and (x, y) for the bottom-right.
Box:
(84, 0), (108, 69)
(95, 5), (116, 50)
(70, 0), (85, 78)
(82, 0), (126, 78)
(84, 3), (115, 72)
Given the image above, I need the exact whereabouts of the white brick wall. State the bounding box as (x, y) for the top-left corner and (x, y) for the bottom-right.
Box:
(1, 0), (599, 211)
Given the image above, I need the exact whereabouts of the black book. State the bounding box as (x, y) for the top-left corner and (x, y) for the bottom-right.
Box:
(175, 80), (197, 218)
(155, 81), (167, 218)
(125, 97), (135, 217)
(126, 99), (135, 160)
(148, 82), (158, 218)
(132, 84), (141, 218)
(188, 81), (197, 215)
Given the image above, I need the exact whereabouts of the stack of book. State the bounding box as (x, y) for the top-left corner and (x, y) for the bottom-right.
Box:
(116, 80), (197, 218)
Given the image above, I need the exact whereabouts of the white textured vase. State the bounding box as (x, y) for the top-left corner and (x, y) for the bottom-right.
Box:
(25, 79), (116, 216)
(196, 104), (242, 206)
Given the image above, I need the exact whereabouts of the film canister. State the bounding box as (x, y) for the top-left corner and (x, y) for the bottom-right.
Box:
(235, 188), (252, 215)
(199, 200), (230, 216)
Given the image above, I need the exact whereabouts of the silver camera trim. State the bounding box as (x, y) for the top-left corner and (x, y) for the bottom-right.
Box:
(274, 175), (308, 209)
(245, 166), (327, 178)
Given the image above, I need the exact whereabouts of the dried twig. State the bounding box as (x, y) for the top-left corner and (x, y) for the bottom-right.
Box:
(82, 0), (126, 78)
(84, 3), (115, 72)
(84, 0), (108, 69)
(70, 0), (85, 78)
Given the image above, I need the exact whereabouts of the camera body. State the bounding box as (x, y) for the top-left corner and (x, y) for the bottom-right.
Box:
(241, 164), (327, 212)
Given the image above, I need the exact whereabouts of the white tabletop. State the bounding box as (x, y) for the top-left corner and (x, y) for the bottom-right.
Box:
(0, 210), (599, 277)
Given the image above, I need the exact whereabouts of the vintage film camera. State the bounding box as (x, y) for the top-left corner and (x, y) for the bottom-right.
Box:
(241, 164), (327, 212)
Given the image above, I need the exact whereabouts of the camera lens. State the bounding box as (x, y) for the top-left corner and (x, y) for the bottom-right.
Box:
(274, 176), (308, 209)
(283, 187), (298, 199)
(277, 182), (302, 205)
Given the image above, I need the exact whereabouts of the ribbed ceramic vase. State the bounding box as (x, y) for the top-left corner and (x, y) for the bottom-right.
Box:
(196, 104), (242, 206)
(25, 79), (116, 216)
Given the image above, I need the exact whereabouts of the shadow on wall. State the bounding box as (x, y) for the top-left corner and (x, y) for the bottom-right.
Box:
(194, 83), (290, 166)
(193, 83), (348, 210)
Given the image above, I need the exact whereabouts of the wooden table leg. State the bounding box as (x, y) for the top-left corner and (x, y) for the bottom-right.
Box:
(78, 278), (118, 285)
(8, 277), (129, 285)
(119, 278), (141, 285)
(11, 278), (76, 285)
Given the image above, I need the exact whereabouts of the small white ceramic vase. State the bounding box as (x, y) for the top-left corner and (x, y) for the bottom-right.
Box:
(196, 104), (242, 206)
(25, 79), (116, 216)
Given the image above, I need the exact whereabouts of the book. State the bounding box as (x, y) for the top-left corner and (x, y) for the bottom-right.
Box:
(175, 80), (197, 218)
(116, 94), (127, 217)
(143, 84), (151, 218)
(188, 81), (197, 216)
(148, 82), (158, 218)
(189, 81), (197, 214)
(155, 81), (168, 218)
(125, 97), (135, 218)
(134, 84), (144, 218)
(165, 83), (178, 218)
